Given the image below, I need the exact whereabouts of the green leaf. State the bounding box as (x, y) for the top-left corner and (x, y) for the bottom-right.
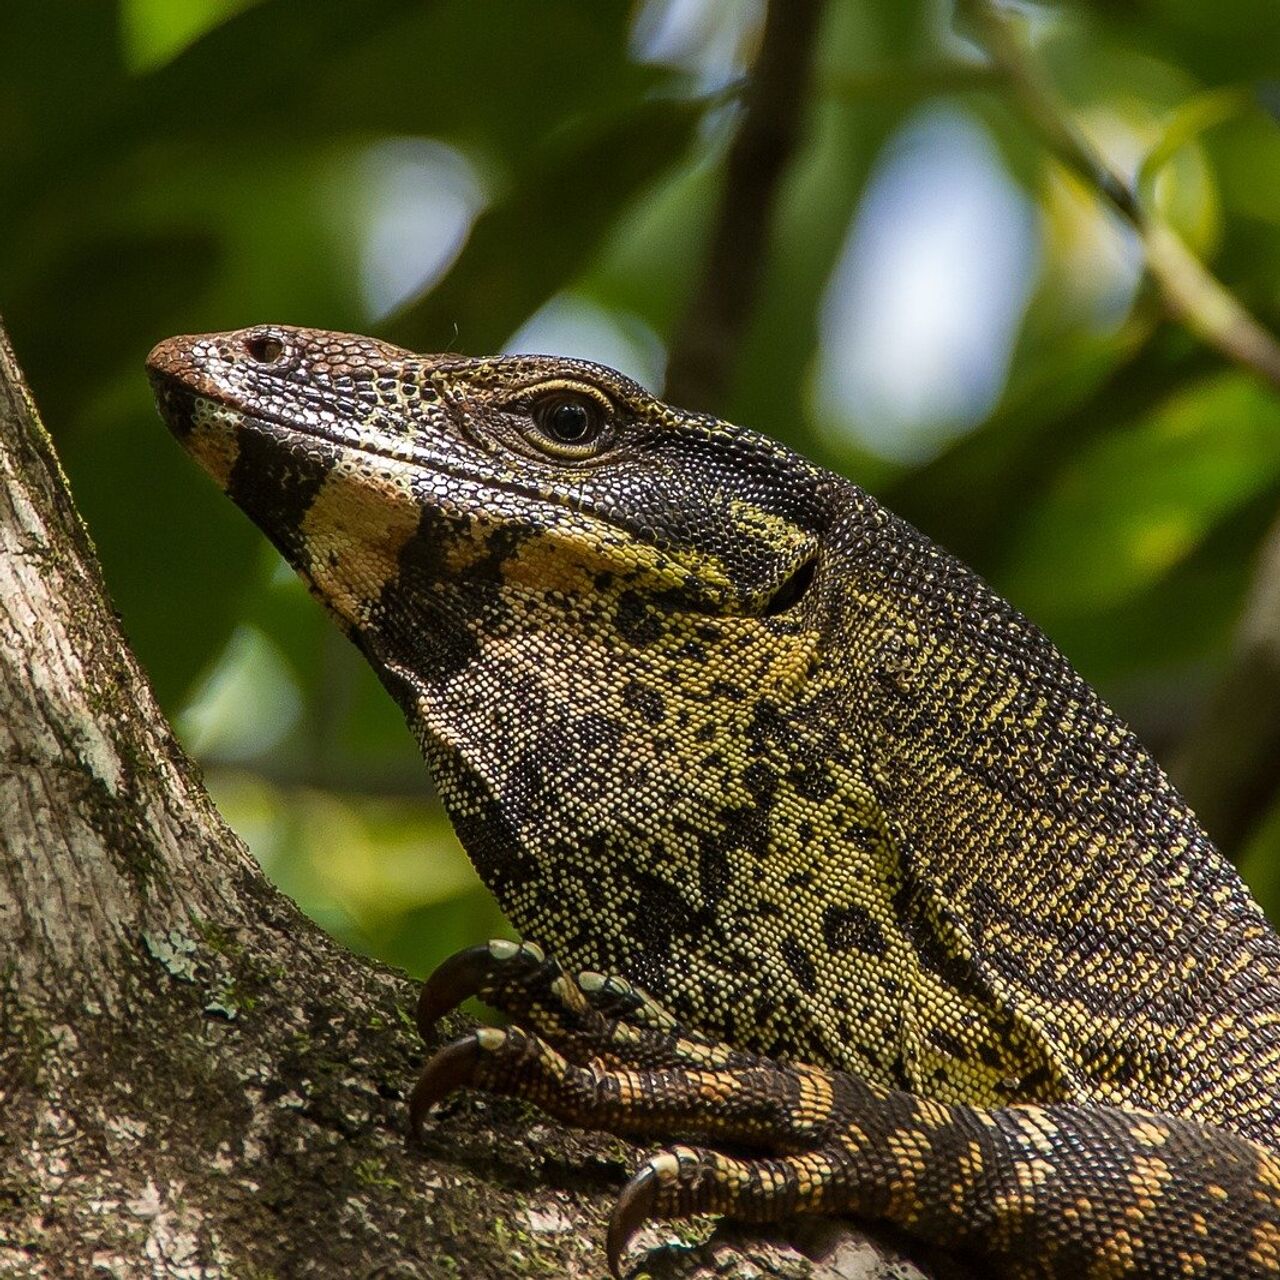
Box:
(1001, 372), (1280, 620)
(207, 769), (507, 978)
(1137, 86), (1252, 199)
(119, 0), (261, 71)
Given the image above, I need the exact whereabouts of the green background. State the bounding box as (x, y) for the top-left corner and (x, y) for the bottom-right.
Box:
(5, 0), (1279, 978)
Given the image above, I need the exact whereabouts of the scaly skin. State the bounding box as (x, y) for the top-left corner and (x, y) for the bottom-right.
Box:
(149, 325), (1280, 1276)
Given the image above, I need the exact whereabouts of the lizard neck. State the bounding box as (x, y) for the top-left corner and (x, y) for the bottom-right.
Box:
(404, 489), (1280, 1148)
(827, 494), (1280, 1142)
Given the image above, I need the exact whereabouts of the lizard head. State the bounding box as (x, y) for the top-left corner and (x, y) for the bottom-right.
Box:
(148, 325), (844, 1014)
(147, 325), (825, 625)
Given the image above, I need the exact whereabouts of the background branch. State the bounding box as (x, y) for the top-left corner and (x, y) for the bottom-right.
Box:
(664, 0), (829, 410)
(957, 0), (1280, 393)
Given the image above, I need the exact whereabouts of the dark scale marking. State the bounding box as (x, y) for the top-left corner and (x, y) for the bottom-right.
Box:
(507, 743), (555, 817)
(977, 1043), (1005, 1069)
(627, 869), (710, 987)
(470, 522), (533, 579)
(615, 591), (665, 646)
(370, 577), (482, 694)
(789, 762), (836, 801)
(742, 760), (778, 805)
(708, 678), (745, 703)
(780, 934), (817, 996)
(150, 375), (198, 437)
(843, 823), (883, 850)
(823, 903), (887, 957)
(430, 759), (536, 905)
(888, 1052), (912, 1091)
(711, 803), (772, 864)
(372, 504), (517, 694)
(225, 423), (332, 567)
(622, 682), (665, 725)
(746, 700), (792, 756)
(573, 711), (625, 758)
(927, 1027), (967, 1060)
(754, 995), (778, 1026)
(697, 834), (732, 913)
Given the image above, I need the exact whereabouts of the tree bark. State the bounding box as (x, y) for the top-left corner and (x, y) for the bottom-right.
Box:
(0, 316), (936, 1279)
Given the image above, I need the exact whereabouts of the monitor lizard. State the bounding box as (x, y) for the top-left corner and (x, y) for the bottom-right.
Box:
(148, 325), (1280, 1277)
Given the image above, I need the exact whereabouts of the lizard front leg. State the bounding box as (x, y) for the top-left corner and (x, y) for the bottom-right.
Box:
(413, 945), (1280, 1279)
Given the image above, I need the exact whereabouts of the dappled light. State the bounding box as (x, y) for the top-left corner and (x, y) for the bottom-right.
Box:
(814, 106), (1040, 461)
(505, 292), (668, 391)
(355, 138), (487, 322)
(5, 0), (1280, 983)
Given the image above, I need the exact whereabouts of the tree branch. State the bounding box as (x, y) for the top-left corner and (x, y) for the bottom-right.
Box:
(664, 0), (829, 411)
(958, 0), (1280, 393)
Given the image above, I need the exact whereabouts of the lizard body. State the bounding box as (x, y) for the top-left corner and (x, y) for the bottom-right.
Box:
(149, 326), (1280, 1276)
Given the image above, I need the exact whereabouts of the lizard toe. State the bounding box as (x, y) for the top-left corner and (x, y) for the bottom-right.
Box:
(609, 1144), (846, 1276)
(408, 1027), (501, 1138)
(606, 1158), (660, 1279)
(418, 942), (753, 1073)
(416, 938), (551, 1035)
(576, 970), (681, 1032)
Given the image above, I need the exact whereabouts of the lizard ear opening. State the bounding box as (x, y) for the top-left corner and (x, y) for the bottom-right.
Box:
(761, 555), (817, 616)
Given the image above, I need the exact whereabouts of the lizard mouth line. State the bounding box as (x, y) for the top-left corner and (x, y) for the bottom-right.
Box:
(156, 369), (791, 616)
(169, 377), (743, 609)
(170, 375), (607, 531)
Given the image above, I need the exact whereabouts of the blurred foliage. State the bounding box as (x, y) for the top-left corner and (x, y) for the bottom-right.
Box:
(4, 0), (1280, 976)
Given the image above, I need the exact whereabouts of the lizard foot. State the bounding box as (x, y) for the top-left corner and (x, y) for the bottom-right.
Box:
(410, 1015), (859, 1276)
(418, 939), (749, 1071)
(607, 1146), (848, 1277)
(410, 1022), (833, 1151)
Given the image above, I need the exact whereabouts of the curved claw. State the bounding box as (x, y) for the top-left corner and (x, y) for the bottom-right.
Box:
(607, 1164), (658, 1279)
(416, 938), (545, 1038)
(416, 943), (502, 1037)
(408, 1032), (486, 1139)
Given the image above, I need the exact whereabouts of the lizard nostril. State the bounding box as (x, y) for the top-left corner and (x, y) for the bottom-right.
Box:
(244, 332), (284, 364)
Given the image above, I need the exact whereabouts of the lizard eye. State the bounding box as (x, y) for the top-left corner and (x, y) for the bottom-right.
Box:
(526, 387), (611, 457)
(540, 397), (596, 443)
